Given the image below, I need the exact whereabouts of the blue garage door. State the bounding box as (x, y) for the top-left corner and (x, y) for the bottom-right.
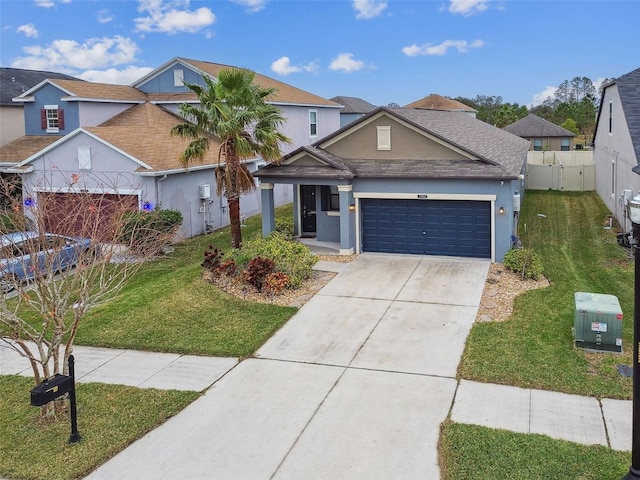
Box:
(361, 198), (491, 258)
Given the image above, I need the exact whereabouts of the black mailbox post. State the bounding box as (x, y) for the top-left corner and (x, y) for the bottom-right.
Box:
(30, 355), (81, 444)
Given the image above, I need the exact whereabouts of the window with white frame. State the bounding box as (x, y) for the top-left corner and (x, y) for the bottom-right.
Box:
(309, 110), (318, 137)
(78, 147), (91, 170)
(41, 105), (64, 132)
(611, 160), (616, 196)
(174, 69), (184, 87)
(609, 101), (613, 134)
(377, 126), (391, 150)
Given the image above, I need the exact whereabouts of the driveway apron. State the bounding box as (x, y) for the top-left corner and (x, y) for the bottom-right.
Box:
(87, 253), (489, 480)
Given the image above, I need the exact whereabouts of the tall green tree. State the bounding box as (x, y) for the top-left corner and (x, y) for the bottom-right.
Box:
(172, 69), (291, 249)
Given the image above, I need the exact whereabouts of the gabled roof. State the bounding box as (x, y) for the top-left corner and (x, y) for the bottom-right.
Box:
(404, 94), (477, 113)
(135, 57), (341, 108)
(0, 135), (62, 164)
(257, 106), (529, 181)
(15, 78), (146, 103)
(503, 114), (575, 138)
(617, 68), (640, 170)
(0, 68), (78, 105)
(330, 96), (377, 114)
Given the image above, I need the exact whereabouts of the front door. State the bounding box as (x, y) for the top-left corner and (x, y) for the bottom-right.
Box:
(300, 185), (317, 236)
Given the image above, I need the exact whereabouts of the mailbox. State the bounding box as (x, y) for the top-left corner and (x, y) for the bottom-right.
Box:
(30, 374), (74, 406)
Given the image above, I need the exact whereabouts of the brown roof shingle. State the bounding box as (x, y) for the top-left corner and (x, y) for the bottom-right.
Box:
(0, 135), (62, 163)
(404, 94), (477, 112)
(47, 79), (146, 102)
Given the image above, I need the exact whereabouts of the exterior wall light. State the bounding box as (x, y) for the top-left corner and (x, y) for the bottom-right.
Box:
(498, 206), (505, 215)
(349, 204), (356, 211)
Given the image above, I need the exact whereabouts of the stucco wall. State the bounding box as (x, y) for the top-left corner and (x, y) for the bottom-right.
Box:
(0, 106), (24, 146)
(24, 83), (78, 136)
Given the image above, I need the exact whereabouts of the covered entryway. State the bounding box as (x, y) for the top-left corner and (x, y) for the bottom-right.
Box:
(361, 198), (491, 258)
(39, 192), (139, 241)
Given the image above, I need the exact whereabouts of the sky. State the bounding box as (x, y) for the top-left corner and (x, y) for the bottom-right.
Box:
(1, 0), (639, 108)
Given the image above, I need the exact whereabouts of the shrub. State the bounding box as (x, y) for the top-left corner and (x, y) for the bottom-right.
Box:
(228, 231), (317, 289)
(217, 259), (237, 277)
(243, 257), (276, 291)
(120, 208), (183, 255)
(275, 217), (295, 239)
(202, 245), (224, 272)
(263, 271), (289, 295)
(503, 247), (544, 280)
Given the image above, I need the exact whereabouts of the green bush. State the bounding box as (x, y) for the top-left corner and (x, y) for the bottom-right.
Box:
(503, 247), (544, 280)
(229, 231), (317, 289)
(120, 208), (183, 255)
(275, 217), (295, 239)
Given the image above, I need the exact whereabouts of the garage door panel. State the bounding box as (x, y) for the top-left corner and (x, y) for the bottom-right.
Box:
(362, 199), (491, 258)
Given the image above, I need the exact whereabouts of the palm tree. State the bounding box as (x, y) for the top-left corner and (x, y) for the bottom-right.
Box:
(171, 68), (290, 249)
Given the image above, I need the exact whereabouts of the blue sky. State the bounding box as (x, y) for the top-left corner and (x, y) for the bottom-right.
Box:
(1, 0), (639, 108)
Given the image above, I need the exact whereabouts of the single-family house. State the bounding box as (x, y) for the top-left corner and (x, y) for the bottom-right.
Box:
(255, 106), (530, 262)
(593, 67), (640, 233)
(330, 96), (377, 127)
(404, 94), (477, 118)
(503, 114), (575, 151)
(0, 68), (78, 147)
(0, 58), (341, 239)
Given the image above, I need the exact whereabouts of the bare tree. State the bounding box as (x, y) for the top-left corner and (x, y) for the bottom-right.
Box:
(0, 174), (181, 418)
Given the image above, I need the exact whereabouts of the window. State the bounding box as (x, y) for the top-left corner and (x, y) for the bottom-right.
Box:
(174, 69), (184, 87)
(377, 126), (391, 150)
(533, 139), (543, 151)
(561, 139), (570, 151)
(41, 105), (64, 132)
(309, 110), (318, 137)
(78, 147), (91, 170)
(611, 160), (616, 196)
(321, 185), (340, 211)
(609, 101), (613, 134)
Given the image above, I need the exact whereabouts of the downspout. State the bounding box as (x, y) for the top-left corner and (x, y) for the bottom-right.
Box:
(155, 174), (168, 208)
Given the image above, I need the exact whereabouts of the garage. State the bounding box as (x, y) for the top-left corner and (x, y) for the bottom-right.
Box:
(39, 192), (139, 241)
(361, 198), (491, 258)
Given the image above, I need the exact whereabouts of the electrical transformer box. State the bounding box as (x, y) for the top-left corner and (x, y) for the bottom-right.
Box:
(574, 292), (623, 353)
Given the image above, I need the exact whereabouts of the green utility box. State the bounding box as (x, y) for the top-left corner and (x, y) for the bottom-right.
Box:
(574, 292), (623, 353)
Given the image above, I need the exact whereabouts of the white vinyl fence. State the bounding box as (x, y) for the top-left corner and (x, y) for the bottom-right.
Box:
(525, 151), (595, 191)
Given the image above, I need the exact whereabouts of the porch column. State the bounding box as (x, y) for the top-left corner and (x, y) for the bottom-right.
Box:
(260, 183), (276, 236)
(338, 185), (354, 255)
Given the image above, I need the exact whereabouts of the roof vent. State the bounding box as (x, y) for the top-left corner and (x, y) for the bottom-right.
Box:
(11, 76), (15, 82)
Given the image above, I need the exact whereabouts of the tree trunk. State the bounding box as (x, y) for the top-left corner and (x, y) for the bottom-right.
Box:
(228, 196), (242, 249)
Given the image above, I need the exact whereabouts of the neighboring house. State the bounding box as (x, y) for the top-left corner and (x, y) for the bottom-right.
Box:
(503, 114), (575, 151)
(330, 96), (377, 127)
(255, 106), (529, 262)
(404, 94), (477, 118)
(0, 68), (78, 147)
(593, 67), (640, 233)
(0, 57), (341, 239)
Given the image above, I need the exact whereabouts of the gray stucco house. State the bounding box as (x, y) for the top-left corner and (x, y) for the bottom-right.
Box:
(255, 106), (530, 262)
(594, 67), (640, 233)
(0, 58), (341, 240)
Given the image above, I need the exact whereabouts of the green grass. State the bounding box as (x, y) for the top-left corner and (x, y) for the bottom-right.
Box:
(0, 375), (199, 480)
(440, 422), (630, 480)
(75, 205), (297, 357)
(459, 191), (633, 399)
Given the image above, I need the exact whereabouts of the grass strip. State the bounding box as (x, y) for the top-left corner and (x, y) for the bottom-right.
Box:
(0, 375), (199, 480)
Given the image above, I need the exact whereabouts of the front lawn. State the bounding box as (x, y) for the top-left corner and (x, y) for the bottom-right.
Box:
(75, 205), (298, 357)
(459, 191), (633, 399)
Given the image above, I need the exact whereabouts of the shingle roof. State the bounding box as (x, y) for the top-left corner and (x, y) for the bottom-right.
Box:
(175, 58), (341, 107)
(404, 94), (477, 113)
(330, 96), (377, 114)
(39, 79), (146, 102)
(0, 135), (62, 164)
(616, 68), (640, 169)
(503, 114), (575, 138)
(0, 68), (78, 105)
(257, 107), (529, 180)
(85, 102), (220, 172)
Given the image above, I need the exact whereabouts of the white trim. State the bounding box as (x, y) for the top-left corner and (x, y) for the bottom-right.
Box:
(61, 97), (145, 104)
(260, 183), (274, 190)
(309, 109), (318, 138)
(33, 186), (142, 196)
(337, 184), (353, 192)
(327, 211), (340, 217)
(377, 126), (391, 151)
(353, 192), (496, 201)
(339, 248), (354, 255)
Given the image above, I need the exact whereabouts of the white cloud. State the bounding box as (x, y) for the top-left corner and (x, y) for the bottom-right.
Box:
(231, 0), (268, 13)
(11, 35), (140, 71)
(78, 66), (155, 84)
(271, 57), (301, 76)
(17, 24), (39, 38)
(402, 39), (484, 56)
(34, 0), (70, 7)
(135, 0), (216, 34)
(352, 0), (387, 19)
(329, 53), (370, 73)
(529, 86), (556, 108)
(97, 9), (115, 24)
(448, 0), (490, 16)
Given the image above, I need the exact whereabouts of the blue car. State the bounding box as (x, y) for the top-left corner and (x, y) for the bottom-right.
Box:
(0, 232), (96, 293)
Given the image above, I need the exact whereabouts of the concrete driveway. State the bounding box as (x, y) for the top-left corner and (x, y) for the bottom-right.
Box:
(87, 253), (489, 480)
